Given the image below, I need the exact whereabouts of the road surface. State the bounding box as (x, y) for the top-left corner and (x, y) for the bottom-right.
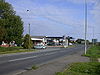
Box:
(0, 45), (85, 75)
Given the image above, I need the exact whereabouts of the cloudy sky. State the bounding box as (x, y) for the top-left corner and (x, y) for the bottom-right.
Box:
(6, 0), (100, 41)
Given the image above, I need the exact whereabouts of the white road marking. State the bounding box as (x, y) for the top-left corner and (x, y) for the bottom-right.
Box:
(8, 56), (37, 62)
(6, 52), (58, 62)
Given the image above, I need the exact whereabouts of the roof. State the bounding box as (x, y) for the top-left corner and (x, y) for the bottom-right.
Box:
(31, 36), (46, 39)
(31, 38), (43, 41)
(46, 37), (63, 39)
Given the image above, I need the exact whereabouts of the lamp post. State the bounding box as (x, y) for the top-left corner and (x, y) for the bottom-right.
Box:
(93, 27), (95, 46)
(27, 10), (31, 50)
(27, 10), (30, 36)
(84, 0), (87, 55)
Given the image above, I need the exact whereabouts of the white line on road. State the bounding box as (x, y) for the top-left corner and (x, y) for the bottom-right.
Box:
(8, 56), (37, 62)
(5, 52), (58, 63)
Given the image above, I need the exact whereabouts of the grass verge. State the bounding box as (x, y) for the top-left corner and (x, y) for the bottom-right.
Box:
(56, 62), (100, 75)
(56, 45), (100, 75)
(0, 47), (36, 54)
(85, 45), (100, 62)
(85, 45), (100, 58)
(32, 65), (39, 70)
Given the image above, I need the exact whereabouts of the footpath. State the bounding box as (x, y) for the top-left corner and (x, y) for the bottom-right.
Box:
(18, 50), (90, 75)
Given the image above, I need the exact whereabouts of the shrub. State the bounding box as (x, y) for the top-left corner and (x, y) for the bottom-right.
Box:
(23, 34), (33, 49)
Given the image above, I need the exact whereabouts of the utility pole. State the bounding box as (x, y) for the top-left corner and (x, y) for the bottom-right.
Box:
(29, 23), (31, 50)
(29, 23), (30, 36)
(27, 10), (31, 50)
(85, 0), (87, 55)
(93, 27), (95, 46)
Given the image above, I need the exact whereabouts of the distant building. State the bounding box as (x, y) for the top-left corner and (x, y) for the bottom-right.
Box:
(46, 36), (64, 46)
(31, 36), (73, 47)
(31, 36), (47, 45)
(31, 36), (71, 46)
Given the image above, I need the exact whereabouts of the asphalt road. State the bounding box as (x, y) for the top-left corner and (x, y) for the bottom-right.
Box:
(0, 45), (85, 75)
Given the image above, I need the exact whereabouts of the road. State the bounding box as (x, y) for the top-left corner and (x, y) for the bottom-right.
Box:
(0, 45), (85, 75)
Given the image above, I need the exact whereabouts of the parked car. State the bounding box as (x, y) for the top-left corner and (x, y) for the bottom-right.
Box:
(34, 44), (46, 49)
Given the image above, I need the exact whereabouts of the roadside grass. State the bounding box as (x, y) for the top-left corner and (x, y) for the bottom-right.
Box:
(0, 47), (36, 54)
(31, 65), (39, 70)
(85, 45), (100, 62)
(67, 45), (75, 48)
(62, 45), (75, 48)
(56, 45), (100, 75)
(56, 62), (100, 75)
(85, 45), (100, 58)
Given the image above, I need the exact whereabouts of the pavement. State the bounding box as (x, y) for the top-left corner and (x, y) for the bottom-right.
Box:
(18, 50), (90, 75)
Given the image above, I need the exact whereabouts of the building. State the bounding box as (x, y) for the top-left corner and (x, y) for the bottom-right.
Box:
(31, 36), (73, 47)
(46, 36), (64, 46)
(31, 36), (47, 45)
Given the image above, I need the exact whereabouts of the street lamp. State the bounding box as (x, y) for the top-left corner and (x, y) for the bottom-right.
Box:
(26, 10), (31, 50)
(92, 27), (95, 46)
(84, 0), (87, 55)
(26, 10), (30, 35)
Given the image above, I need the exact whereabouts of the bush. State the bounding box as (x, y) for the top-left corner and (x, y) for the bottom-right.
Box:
(23, 34), (33, 49)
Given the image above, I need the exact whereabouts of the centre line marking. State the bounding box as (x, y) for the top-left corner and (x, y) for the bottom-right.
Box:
(8, 56), (37, 62)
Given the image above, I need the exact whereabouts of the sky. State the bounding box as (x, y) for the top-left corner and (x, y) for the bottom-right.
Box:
(5, 0), (100, 41)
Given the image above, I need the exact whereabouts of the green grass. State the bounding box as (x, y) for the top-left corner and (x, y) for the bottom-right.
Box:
(0, 47), (36, 54)
(56, 62), (100, 75)
(31, 65), (39, 70)
(85, 45), (100, 58)
(84, 45), (100, 62)
(56, 45), (100, 75)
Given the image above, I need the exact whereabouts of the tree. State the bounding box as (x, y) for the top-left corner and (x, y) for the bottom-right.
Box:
(23, 34), (33, 49)
(0, 19), (6, 42)
(0, 1), (23, 45)
(0, 0), (5, 2)
(76, 39), (89, 44)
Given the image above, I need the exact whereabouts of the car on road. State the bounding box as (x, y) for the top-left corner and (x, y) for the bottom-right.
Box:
(34, 44), (46, 49)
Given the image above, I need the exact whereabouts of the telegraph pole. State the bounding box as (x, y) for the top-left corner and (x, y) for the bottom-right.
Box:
(93, 27), (95, 46)
(29, 23), (30, 36)
(85, 0), (87, 55)
(27, 10), (31, 50)
(29, 23), (31, 50)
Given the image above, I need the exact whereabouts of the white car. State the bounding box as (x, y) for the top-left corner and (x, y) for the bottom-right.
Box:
(69, 43), (73, 45)
(34, 45), (46, 49)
